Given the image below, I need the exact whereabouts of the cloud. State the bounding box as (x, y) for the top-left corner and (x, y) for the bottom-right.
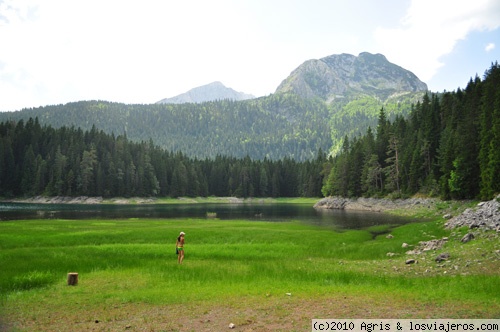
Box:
(0, 0), (38, 24)
(1, 0), (499, 111)
(374, 0), (500, 82)
(0, 0), (288, 110)
(485, 43), (496, 52)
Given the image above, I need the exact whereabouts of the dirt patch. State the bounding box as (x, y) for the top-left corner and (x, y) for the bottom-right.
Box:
(3, 294), (498, 331)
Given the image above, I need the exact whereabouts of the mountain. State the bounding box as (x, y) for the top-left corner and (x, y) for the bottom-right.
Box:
(274, 52), (428, 154)
(156, 81), (255, 104)
(276, 52), (428, 102)
(0, 52), (430, 160)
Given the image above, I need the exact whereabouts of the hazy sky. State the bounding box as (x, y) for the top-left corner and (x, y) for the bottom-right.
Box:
(1, 0), (499, 111)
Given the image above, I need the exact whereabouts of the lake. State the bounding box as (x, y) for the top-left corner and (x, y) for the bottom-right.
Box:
(0, 202), (416, 231)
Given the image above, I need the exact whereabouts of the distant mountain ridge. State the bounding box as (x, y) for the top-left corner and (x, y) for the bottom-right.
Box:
(156, 81), (255, 104)
(276, 52), (428, 102)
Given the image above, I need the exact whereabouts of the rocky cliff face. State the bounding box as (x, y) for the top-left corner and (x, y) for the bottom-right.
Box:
(276, 52), (428, 102)
(156, 81), (255, 104)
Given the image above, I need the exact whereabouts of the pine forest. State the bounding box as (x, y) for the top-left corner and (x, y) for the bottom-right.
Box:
(0, 119), (326, 198)
(322, 63), (500, 200)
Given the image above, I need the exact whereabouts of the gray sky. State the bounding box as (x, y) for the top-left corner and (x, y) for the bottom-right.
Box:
(1, 0), (499, 111)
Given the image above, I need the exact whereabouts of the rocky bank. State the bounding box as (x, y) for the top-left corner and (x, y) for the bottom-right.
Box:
(444, 195), (500, 231)
(12, 196), (105, 204)
(8, 196), (155, 204)
(315, 195), (500, 232)
(313, 196), (437, 212)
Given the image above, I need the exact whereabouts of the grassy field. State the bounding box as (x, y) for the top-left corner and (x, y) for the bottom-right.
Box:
(1, 212), (499, 331)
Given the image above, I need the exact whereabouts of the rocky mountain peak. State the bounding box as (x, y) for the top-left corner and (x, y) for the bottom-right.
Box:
(275, 52), (428, 102)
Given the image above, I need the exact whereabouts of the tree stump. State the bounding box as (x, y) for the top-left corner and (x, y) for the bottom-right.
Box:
(67, 272), (78, 286)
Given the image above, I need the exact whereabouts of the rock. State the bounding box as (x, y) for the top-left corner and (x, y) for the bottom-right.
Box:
(275, 52), (428, 102)
(421, 238), (448, 251)
(446, 195), (500, 231)
(405, 259), (416, 264)
(314, 197), (348, 210)
(443, 214), (452, 219)
(13, 196), (104, 204)
(386, 234), (394, 239)
(405, 237), (448, 256)
(461, 233), (475, 243)
(435, 253), (450, 262)
(229, 323), (235, 329)
(314, 196), (437, 212)
(402, 243), (409, 248)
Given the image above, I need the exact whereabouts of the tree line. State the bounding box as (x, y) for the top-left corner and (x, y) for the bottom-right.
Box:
(0, 118), (327, 198)
(322, 62), (500, 200)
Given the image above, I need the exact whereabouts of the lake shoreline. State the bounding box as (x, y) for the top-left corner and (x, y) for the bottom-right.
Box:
(6, 195), (500, 232)
(315, 195), (500, 232)
(1, 194), (478, 214)
(313, 196), (439, 212)
(2, 196), (318, 205)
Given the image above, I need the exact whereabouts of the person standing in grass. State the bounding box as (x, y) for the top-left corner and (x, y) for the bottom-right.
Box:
(176, 232), (185, 264)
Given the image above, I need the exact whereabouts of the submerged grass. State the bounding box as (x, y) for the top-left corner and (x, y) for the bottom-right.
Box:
(1, 216), (499, 328)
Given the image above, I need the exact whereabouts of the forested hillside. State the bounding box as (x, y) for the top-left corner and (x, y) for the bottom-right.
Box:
(322, 62), (500, 200)
(328, 93), (424, 154)
(0, 94), (332, 161)
(0, 119), (327, 198)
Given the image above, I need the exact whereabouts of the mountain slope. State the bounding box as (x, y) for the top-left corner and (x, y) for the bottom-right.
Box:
(0, 96), (331, 161)
(156, 81), (255, 104)
(276, 52), (427, 102)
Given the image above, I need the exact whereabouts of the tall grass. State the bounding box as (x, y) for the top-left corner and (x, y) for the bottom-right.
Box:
(1, 218), (499, 309)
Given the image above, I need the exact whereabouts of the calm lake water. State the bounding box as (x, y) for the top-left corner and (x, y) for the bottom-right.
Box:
(0, 202), (416, 231)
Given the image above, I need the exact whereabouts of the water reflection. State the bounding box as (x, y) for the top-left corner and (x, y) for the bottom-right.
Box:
(0, 202), (414, 230)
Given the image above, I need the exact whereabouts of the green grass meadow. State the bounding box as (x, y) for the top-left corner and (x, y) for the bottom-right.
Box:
(1, 216), (499, 330)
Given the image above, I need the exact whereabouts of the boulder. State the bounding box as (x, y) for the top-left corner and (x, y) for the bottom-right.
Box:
(314, 197), (348, 210)
(461, 233), (475, 243)
(435, 253), (450, 263)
